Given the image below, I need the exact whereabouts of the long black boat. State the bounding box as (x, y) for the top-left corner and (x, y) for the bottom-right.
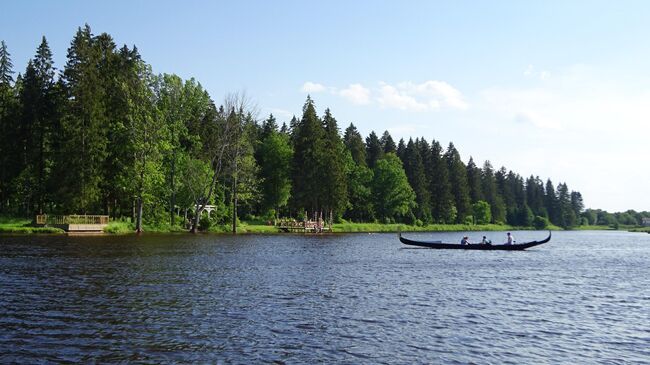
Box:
(399, 231), (551, 251)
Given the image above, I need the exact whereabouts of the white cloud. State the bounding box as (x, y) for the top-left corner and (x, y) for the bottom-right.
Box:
(339, 83), (371, 105)
(514, 110), (562, 130)
(377, 82), (429, 111)
(301, 81), (326, 93)
(376, 80), (468, 111)
(266, 108), (294, 119)
(524, 64), (551, 80)
(300, 79), (467, 111)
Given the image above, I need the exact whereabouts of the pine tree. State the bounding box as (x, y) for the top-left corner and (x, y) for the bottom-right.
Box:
(365, 131), (383, 169)
(0, 40), (16, 212)
(545, 179), (558, 225)
(570, 191), (584, 223)
(260, 113), (278, 139)
(321, 108), (348, 217)
(557, 182), (576, 228)
(16, 37), (59, 214)
(444, 142), (470, 223)
(343, 123), (367, 167)
(466, 157), (483, 203)
(59, 25), (109, 213)
(0, 41), (13, 85)
(481, 161), (506, 223)
(429, 140), (455, 223)
(291, 96), (326, 214)
(403, 138), (431, 223)
(396, 138), (406, 162)
(381, 130), (396, 154)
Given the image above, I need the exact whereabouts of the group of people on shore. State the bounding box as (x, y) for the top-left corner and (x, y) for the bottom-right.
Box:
(460, 232), (514, 245)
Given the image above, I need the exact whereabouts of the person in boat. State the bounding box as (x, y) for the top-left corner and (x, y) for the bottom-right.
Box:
(460, 236), (470, 245)
(481, 236), (491, 245)
(505, 232), (514, 245)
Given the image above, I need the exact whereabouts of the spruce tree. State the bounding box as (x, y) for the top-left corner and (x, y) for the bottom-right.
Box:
(444, 142), (470, 223)
(526, 175), (547, 218)
(570, 191), (584, 223)
(545, 179), (558, 225)
(396, 138), (406, 162)
(291, 96), (326, 214)
(258, 120), (292, 219)
(557, 182), (576, 228)
(321, 108), (348, 217)
(59, 25), (108, 213)
(481, 161), (506, 223)
(429, 140), (455, 223)
(0, 41), (13, 85)
(16, 37), (59, 214)
(365, 131), (383, 169)
(466, 157), (483, 203)
(343, 123), (367, 167)
(404, 138), (431, 223)
(381, 130), (397, 154)
(0, 40), (15, 212)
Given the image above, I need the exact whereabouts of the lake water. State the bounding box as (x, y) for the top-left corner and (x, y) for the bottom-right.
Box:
(1, 230), (649, 363)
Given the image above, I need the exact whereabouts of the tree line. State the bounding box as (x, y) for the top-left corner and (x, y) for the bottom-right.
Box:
(2, 26), (644, 231)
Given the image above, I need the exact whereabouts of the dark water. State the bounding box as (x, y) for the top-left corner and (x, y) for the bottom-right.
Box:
(1, 230), (649, 364)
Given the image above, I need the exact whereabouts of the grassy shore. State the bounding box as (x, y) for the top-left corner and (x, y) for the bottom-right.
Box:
(629, 227), (650, 233)
(0, 217), (65, 234)
(1, 216), (638, 235)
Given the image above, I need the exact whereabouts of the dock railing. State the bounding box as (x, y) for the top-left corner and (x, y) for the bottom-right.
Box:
(36, 215), (109, 225)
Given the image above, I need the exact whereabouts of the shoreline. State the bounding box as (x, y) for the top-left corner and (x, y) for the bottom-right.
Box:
(3, 217), (642, 236)
(0, 219), (625, 236)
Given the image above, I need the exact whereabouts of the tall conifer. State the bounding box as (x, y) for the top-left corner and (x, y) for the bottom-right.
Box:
(444, 142), (470, 223)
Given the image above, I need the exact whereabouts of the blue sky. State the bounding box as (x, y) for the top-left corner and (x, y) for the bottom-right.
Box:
(3, 1), (649, 211)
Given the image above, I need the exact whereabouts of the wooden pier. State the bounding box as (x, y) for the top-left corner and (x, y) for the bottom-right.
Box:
(275, 211), (333, 233)
(36, 215), (109, 232)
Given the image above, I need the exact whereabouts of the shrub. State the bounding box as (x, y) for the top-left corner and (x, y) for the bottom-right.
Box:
(532, 215), (549, 230)
(199, 215), (212, 231)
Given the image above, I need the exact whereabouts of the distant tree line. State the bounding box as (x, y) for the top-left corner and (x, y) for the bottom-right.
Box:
(1, 27), (645, 230)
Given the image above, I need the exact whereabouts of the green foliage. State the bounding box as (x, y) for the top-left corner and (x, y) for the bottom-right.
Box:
(371, 153), (416, 220)
(291, 96), (326, 213)
(320, 108), (348, 216)
(0, 217), (64, 234)
(199, 214), (212, 231)
(402, 138), (431, 223)
(257, 122), (292, 217)
(464, 215), (474, 225)
(344, 151), (374, 221)
(466, 157), (483, 203)
(533, 215), (549, 230)
(428, 140), (455, 223)
(445, 143), (471, 223)
(472, 200), (492, 224)
(365, 131), (383, 168)
(0, 28), (595, 233)
(104, 220), (133, 234)
(344, 123), (367, 166)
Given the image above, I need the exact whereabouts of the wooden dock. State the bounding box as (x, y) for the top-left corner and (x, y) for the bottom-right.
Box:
(36, 215), (109, 232)
(276, 213), (333, 233)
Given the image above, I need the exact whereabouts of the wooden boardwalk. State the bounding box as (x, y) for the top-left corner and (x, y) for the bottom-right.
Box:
(276, 215), (332, 233)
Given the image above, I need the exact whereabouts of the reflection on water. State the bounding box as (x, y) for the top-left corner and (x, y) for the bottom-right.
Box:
(1, 231), (649, 363)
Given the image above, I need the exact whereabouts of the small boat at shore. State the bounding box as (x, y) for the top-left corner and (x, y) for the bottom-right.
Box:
(399, 231), (551, 251)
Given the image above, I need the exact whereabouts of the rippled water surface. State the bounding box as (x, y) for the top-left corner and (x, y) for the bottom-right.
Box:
(1, 230), (650, 363)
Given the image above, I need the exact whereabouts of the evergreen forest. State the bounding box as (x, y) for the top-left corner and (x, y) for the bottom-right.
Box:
(1, 26), (647, 232)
